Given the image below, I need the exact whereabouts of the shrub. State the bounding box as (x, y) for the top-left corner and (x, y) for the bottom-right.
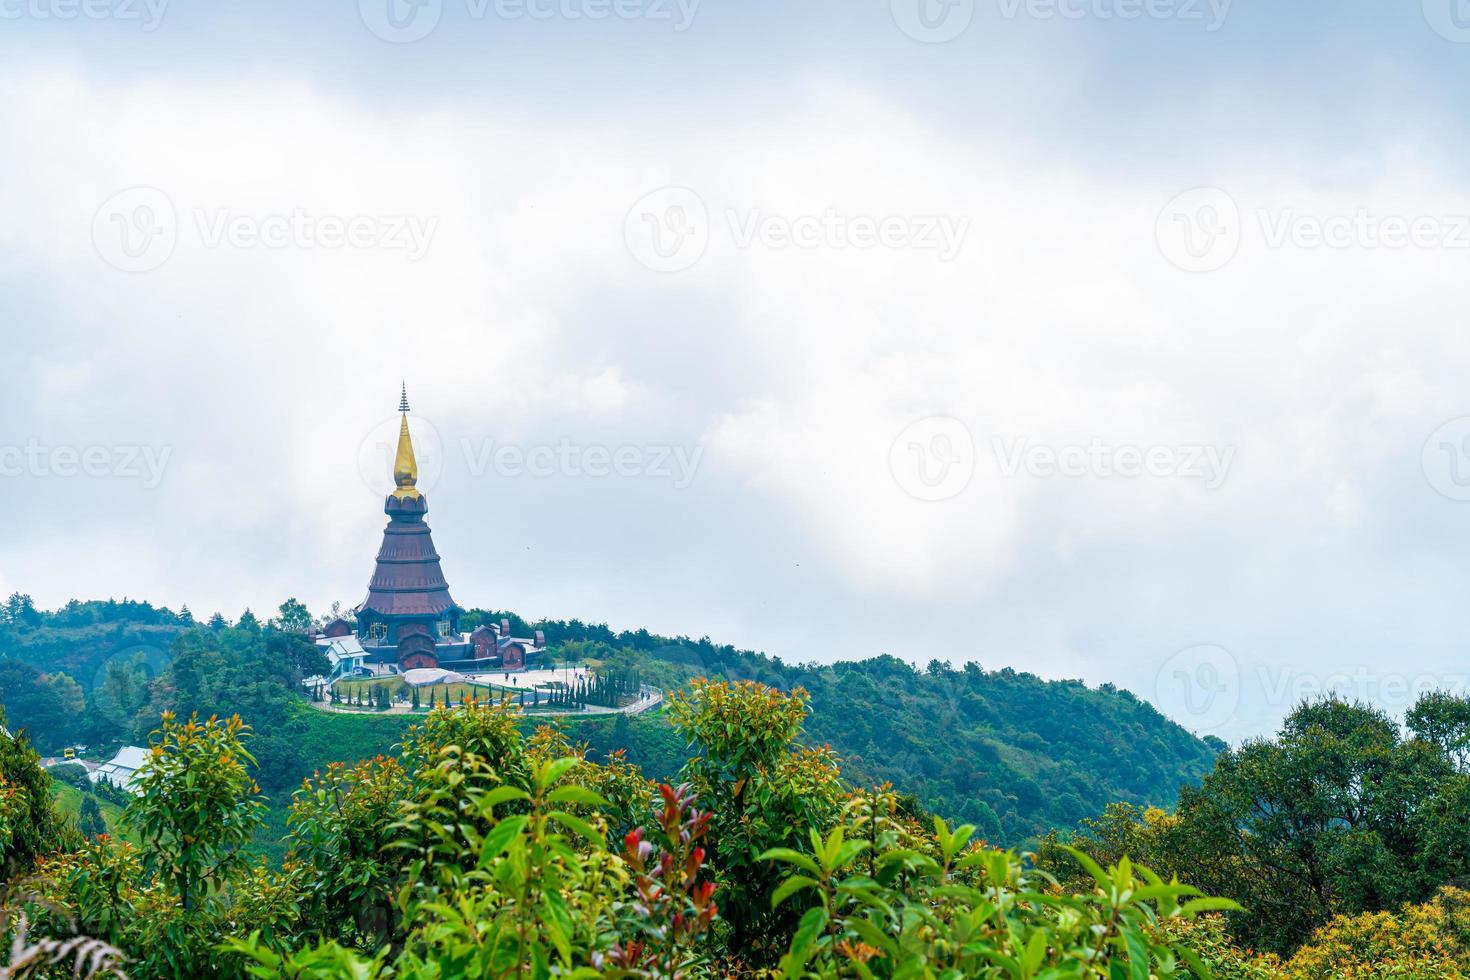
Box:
(47, 763), (90, 792)
(1282, 887), (1470, 979)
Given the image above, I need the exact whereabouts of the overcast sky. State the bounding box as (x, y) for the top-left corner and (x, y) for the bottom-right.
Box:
(4, 0), (1470, 742)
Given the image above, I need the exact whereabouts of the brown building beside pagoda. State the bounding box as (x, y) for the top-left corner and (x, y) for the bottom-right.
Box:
(319, 387), (545, 673)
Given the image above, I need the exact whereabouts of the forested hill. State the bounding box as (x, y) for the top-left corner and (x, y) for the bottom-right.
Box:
(0, 596), (1220, 844)
(793, 656), (1219, 842)
(453, 612), (1224, 842)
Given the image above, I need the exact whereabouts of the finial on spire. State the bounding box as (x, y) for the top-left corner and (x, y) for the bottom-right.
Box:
(392, 384), (421, 500)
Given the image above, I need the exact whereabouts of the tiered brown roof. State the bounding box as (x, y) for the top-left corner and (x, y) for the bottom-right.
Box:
(360, 494), (459, 618)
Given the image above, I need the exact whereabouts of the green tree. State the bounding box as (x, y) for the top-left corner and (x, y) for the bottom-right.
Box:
(1139, 696), (1470, 955)
(286, 756), (410, 948)
(272, 598), (313, 635)
(2, 592), (40, 628)
(32, 713), (298, 979)
(77, 793), (106, 839)
(1407, 690), (1470, 771)
(0, 707), (80, 875)
(44, 671), (85, 717)
(667, 679), (844, 961)
(0, 660), (70, 753)
(124, 712), (266, 915)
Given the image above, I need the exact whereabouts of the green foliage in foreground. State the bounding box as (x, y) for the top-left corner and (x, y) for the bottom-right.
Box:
(0, 709), (80, 879)
(5, 682), (1240, 979)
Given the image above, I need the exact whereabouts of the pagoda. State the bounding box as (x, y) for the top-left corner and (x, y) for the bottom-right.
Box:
(337, 386), (545, 673)
(353, 386), (468, 670)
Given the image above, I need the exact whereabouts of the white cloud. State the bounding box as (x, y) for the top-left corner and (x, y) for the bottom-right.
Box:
(3, 56), (1470, 742)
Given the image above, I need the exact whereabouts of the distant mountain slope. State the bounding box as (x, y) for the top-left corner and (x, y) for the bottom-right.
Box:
(796, 657), (1220, 842)
(479, 611), (1224, 844)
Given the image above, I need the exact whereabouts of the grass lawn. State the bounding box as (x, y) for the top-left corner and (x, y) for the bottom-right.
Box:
(290, 701), (415, 766)
(50, 782), (134, 842)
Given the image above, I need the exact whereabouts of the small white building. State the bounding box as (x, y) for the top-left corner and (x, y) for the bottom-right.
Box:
(89, 746), (150, 795)
(304, 636), (370, 690)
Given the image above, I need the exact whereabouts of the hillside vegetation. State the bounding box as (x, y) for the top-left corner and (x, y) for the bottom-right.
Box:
(2, 683), (1240, 979)
(6, 596), (1470, 976)
(9, 678), (1470, 978)
(0, 596), (1217, 845)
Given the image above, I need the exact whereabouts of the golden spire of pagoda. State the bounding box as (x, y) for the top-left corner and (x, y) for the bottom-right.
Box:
(392, 382), (421, 500)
